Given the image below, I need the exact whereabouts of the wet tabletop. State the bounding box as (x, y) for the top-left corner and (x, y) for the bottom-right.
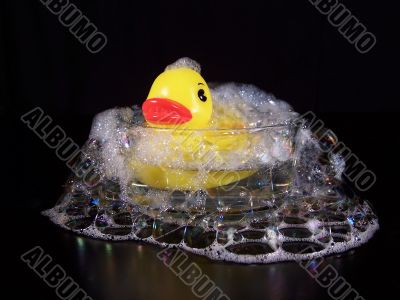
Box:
(5, 210), (393, 300)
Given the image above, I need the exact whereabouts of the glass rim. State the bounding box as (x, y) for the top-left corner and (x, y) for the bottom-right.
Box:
(131, 120), (299, 133)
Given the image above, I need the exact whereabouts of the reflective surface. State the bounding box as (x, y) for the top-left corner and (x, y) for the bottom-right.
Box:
(43, 185), (378, 264)
(5, 210), (391, 300)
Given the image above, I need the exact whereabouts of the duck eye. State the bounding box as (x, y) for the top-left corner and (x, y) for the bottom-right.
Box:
(197, 89), (207, 102)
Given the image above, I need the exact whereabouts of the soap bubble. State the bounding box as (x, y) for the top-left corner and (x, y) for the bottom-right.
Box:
(43, 60), (378, 264)
(165, 57), (201, 73)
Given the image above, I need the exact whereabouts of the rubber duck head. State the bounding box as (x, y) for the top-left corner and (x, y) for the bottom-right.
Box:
(142, 58), (213, 128)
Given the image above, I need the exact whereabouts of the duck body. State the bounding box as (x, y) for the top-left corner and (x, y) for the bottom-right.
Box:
(129, 127), (257, 190)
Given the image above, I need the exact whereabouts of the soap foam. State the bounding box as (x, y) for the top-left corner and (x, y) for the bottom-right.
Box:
(87, 83), (299, 184)
(165, 57), (202, 74)
(210, 83), (297, 128)
(42, 199), (379, 264)
(43, 64), (378, 264)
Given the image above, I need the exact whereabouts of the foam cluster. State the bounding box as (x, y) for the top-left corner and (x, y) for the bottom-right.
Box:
(165, 57), (201, 73)
(42, 64), (378, 264)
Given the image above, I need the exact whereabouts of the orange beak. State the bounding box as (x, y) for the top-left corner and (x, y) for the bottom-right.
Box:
(142, 98), (192, 125)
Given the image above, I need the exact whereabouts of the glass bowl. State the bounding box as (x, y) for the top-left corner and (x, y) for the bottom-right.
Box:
(122, 122), (300, 213)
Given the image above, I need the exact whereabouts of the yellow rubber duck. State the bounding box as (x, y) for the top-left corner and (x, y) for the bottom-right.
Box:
(130, 58), (257, 190)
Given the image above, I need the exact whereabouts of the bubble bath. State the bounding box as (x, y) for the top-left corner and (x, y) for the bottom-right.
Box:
(43, 58), (378, 264)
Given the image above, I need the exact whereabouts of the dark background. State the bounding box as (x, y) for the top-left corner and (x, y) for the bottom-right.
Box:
(2, 1), (399, 300)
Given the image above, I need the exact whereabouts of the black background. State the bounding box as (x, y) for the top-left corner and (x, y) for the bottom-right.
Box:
(2, 1), (399, 300)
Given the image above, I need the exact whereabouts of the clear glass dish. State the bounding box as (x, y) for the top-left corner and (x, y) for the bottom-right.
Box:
(123, 122), (300, 213)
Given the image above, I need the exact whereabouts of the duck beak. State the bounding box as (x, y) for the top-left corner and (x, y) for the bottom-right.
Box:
(142, 98), (192, 125)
